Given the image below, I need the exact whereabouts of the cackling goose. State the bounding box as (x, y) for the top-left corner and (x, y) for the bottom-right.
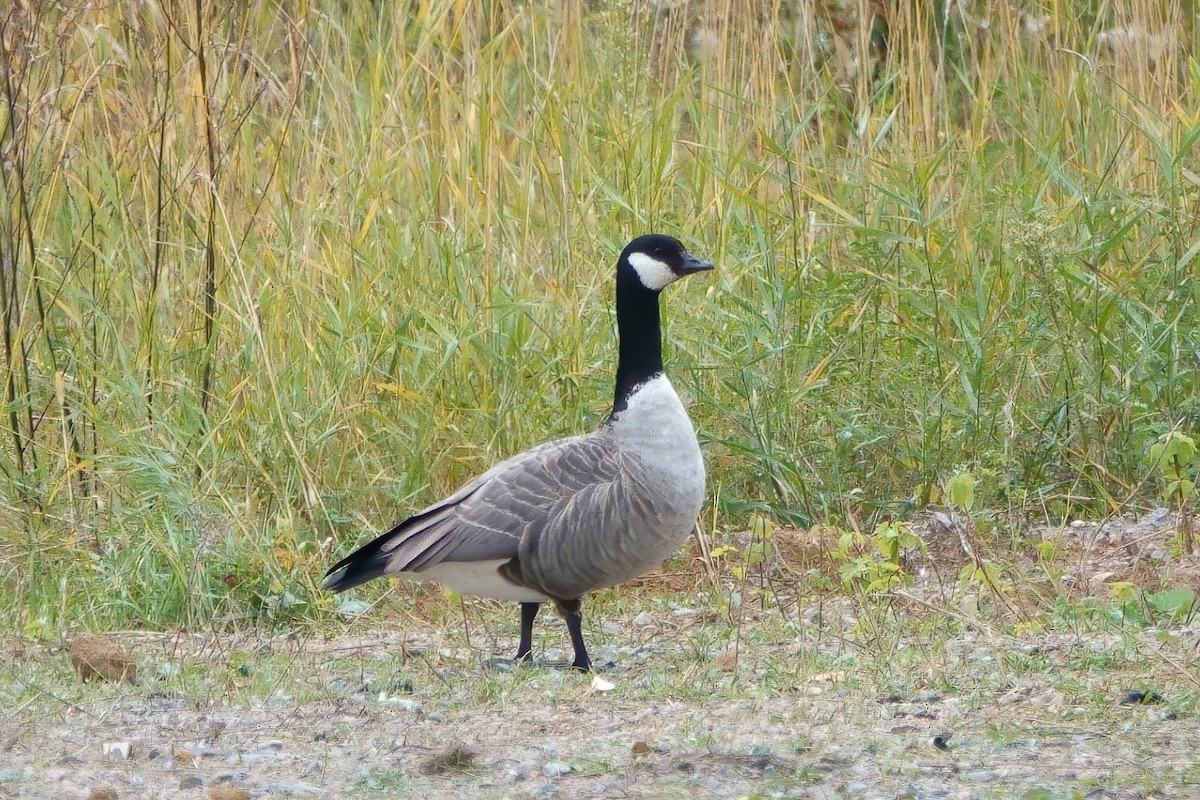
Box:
(324, 234), (712, 671)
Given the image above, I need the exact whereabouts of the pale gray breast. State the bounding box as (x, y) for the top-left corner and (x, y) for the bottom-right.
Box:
(515, 374), (706, 598)
(610, 374), (706, 517)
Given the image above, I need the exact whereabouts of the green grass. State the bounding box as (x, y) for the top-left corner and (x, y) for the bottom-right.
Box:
(1, 0), (1199, 633)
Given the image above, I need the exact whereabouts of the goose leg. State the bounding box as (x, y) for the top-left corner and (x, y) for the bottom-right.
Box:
(514, 601), (540, 662)
(558, 598), (591, 672)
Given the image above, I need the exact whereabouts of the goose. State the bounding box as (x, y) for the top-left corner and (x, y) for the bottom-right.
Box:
(323, 234), (712, 671)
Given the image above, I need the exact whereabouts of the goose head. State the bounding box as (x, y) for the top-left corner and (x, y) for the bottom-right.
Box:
(618, 234), (713, 292)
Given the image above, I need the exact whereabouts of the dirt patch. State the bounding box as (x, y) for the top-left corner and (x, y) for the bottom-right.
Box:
(69, 636), (138, 684)
(2, 514), (1198, 798)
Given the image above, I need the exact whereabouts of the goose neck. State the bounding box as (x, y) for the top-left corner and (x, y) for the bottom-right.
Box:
(612, 277), (663, 413)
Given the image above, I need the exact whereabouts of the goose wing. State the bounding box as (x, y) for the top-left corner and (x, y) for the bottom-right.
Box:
(323, 431), (622, 592)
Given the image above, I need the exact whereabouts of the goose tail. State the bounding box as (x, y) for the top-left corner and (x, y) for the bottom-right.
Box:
(323, 534), (393, 593)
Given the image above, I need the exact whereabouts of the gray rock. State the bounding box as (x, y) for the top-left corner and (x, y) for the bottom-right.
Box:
(265, 779), (326, 796)
(541, 761), (571, 778)
(965, 769), (997, 782)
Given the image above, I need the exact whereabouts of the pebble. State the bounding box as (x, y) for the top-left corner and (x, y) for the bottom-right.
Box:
(503, 763), (535, 783)
(180, 777), (204, 790)
(335, 599), (371, 615)
(633, 612), (655, 627)
(965, 769), (997, 782)
(541, 761), (571, 778)
(378, 697), (422, 714)
(264, 779), (326, 796)
(102, 742), (132, 760)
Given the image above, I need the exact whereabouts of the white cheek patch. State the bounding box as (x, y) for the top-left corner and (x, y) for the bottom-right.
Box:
(627, 252), (678, 291)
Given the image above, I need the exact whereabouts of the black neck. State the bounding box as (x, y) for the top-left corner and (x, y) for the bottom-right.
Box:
(612, 270), (663, 414)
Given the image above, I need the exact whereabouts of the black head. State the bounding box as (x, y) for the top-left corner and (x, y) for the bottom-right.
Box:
(619, 234), (713, 292)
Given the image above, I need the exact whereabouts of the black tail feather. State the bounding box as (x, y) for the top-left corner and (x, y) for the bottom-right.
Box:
(323, 485), (479, 592)
(323, 534), (393, 593)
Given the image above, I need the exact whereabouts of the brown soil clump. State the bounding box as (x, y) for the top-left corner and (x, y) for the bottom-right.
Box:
(69, 635), (136, 683)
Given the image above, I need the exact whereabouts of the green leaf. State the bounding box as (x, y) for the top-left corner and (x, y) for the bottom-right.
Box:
(947, 473), (976, 512)
(1147, 588), (1195, 621)
(1150, 431), (1196, 477)
(749, 513), (775, 541)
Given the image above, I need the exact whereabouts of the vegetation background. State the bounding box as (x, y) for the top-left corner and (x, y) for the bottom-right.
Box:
(1, 0), (1198, 638)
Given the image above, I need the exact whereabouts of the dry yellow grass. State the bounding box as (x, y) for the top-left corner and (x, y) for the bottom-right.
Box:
(1, 1), (1197, 632)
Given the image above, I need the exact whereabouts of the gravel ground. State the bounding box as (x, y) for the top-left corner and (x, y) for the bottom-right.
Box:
(3, 514), (1199, 799)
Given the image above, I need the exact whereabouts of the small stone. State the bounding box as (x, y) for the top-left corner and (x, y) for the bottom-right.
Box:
(503, 764), (532, 783)
(670, 606), (697, 618)
(264, 780), (325, 796)
(180, 777), (204, 790)
(70, 636), (137, 683)
(541, 761), (571, 778)
(102, 742), (132, 760)
(378, 696), (421, 713)
(965, 770), (996, 782)
(253, 739), (285, 753)
(631, 741), (652, 758)
(87, 790), (119, 800)
(633, 612), (654, 627)
(335, 599), (372, 615)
